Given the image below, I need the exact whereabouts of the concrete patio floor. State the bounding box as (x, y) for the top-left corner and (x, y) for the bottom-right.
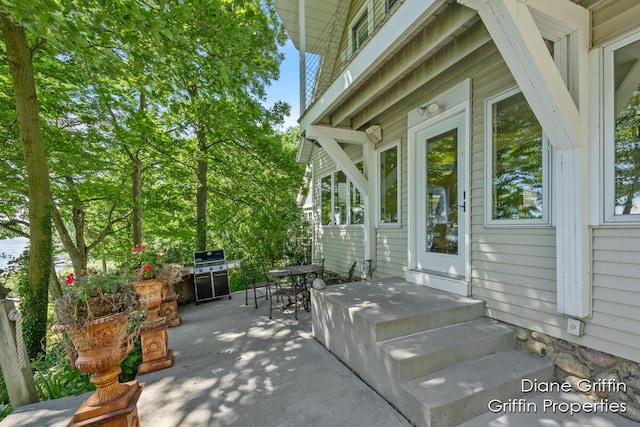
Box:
(1, 290), (412, 427)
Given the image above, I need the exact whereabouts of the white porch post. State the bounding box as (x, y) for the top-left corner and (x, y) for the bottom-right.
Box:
(458, 0), (591, 317)
(298, 0), (306, 112)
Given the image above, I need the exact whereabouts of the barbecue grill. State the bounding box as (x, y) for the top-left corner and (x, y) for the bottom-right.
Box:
(193, 249), (231, 303)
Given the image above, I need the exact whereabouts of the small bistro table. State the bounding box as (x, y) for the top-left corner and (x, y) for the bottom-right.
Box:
(268, 264), (323, 319)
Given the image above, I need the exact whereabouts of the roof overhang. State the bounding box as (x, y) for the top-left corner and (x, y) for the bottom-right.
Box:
(274, 0), (342, 54)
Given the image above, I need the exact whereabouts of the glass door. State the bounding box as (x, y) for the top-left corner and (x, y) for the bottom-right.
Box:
(416, 112), (466, 276)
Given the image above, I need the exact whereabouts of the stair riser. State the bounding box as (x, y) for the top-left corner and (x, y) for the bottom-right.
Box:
(401, 365), (554, 427)
(392, 331), (514, 382)
(375, 303), (485, 342)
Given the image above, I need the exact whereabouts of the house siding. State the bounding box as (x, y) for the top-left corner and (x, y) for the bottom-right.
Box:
(590, 227), (640, 361)
(303, 0), (640, 364)
(591, 0), (640, 47)
(469, 61), (563, 335)
(374, 113), (408, 279)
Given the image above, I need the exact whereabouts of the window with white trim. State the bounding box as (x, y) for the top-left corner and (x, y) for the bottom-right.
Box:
(486, 88), (550, 224)
(378, 142), (400, 225)
(320, 161), (365, 226)
(344, 2), (372, 60)
(604, 31), (640, 221)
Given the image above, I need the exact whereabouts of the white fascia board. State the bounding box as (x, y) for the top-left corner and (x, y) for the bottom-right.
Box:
(299, 0), (440, 132)
(459, 0), (585, 150)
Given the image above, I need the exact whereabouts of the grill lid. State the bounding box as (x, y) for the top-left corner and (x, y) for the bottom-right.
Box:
(194, 249), (226, 265)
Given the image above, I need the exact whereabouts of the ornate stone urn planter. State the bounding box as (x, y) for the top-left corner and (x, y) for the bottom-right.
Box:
(133, 278), (174, 374)
(53, 274), (144, 427)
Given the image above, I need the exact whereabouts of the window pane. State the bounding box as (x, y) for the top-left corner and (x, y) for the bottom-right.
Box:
(380, 146), (398, 224)
(334, 171), (348, 225)
(321, 175), (332, 225)
(351, 160), (364, 224)
(613, 39), (640, 215)
(491, 92), (544, 220)
(352, 13), (368, 53)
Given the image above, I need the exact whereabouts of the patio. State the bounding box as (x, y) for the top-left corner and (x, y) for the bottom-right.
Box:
(0, 289), (411, 427)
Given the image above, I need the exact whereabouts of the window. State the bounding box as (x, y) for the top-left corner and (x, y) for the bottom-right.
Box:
(379, 143), (400, 225)
(352, 12), (368, 54)
(321, 175), (332, 225)
(351, 160), (365, 224)
(386, 0), (399, 14)
(604, 31), (640, 221)
(320, 161), (365, 226)
(486, 88), (550, 224)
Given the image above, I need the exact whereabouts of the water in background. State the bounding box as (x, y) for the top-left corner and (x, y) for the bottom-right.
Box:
(0, 237), (28, 271)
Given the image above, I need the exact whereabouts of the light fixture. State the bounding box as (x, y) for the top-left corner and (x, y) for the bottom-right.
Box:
(365, 124), (382, 143)
(418, 102), (440, 116)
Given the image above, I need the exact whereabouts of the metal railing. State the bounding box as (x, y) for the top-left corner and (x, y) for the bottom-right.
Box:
(303, 0), (403, 112)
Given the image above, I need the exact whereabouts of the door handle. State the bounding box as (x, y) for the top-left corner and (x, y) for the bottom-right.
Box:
(458, 191), (466, 212)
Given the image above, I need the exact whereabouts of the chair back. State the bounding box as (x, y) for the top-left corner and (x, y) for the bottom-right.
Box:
(345, 260), (357, 282)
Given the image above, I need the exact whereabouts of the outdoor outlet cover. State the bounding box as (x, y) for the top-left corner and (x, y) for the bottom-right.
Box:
(567, 318), (584, 336)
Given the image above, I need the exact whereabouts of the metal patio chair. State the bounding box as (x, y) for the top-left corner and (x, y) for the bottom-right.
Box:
(325, 260), (357, 285)
(241, 261), (270, 309)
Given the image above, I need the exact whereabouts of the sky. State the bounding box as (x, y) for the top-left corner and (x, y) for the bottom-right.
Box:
(264, 39), (300, 130)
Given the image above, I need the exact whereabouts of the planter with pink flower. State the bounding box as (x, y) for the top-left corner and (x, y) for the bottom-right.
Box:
(130, 244), (179, 374)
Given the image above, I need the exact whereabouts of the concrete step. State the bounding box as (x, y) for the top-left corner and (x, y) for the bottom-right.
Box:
(378, 318), (515, 382)
(312, 278), (486, 342)
(365, 291), (486, 342)
(400, 350), (554, 427)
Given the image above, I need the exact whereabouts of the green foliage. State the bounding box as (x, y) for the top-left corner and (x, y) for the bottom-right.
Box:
(118, 336), (141, 383)
(0, 367), (11, 422)
(30, 345), (93, 402)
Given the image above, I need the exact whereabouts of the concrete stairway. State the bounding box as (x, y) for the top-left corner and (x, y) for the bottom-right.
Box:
(311, 278), (554, 427)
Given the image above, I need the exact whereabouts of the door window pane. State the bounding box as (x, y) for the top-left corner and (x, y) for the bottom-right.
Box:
(426, 130), (458, 255)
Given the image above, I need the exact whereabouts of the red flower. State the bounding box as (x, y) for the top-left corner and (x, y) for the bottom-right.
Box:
(133, 245), (146, 253)
(65, 273), (75, 285)
(143, 264), (152, 272)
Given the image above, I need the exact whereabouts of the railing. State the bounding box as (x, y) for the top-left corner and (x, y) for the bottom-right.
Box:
(303, 0), (403, 112)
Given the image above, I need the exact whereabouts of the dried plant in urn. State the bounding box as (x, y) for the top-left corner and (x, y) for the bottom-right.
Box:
(52, 273), (143, 412)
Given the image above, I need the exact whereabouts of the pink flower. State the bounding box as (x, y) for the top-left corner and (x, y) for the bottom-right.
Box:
(143, 264), (152, 273)
(65, 273), (75, 285)
(133, 245), (146, 253)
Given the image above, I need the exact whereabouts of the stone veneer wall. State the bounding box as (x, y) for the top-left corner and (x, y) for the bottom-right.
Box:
(514, 325), (640, 422)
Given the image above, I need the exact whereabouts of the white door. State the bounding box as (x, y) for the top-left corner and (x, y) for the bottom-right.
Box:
(415, 111), (467, 277)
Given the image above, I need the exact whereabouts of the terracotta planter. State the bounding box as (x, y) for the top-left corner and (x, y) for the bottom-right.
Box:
(133, 278), (165, 328)
(64, 311), (135, 406)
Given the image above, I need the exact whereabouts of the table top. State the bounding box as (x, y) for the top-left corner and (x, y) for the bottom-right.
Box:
(269, 264), (323, 277)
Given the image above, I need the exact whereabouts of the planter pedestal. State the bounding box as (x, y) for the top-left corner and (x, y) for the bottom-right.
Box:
(70, 380), (143, 427)
(137, 319), (174, 375)
(61, 310), (143, 427)
(134, 279), (174, 374)
(160, 286), (182, 327)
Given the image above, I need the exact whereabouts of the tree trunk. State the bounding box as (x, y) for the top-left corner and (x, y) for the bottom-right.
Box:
(1, 13), (53, 357)
(132, 90), (146, 247)
(132, 152), (143, 247)
(196, 153), (208, 251)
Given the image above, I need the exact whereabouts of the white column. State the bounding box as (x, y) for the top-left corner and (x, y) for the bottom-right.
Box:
(299, 0), (306, 112)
